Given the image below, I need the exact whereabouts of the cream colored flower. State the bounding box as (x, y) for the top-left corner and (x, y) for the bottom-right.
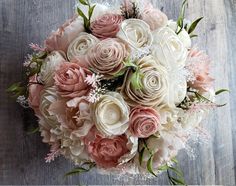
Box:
(67, 32), (99, 61)
(39, 86), (60, 128)
(166, 71), (187, 107)
(60, 129), (90, 164)
(121, 55), (168, 107)
(117, 19), (153, 49)
(151, 27), (188, 71)
(39, 51), (65, 86)
(91, 92), (130, 136)
(137, 131), (185, 173)
(167, 20), (192, 49)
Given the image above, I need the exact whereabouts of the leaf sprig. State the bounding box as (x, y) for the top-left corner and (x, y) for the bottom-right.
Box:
(77, 0), (96, 32)
(64, 161), (96, 177)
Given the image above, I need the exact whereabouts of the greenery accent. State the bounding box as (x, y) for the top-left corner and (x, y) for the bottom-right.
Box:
(188, 17), (204, 34)
(77, 0), (96, 32)
(26, 126), (40, 135)
(64, 162), (96, 177)
(7, 51), (47, 98)
(176, 0), (188, 34)
(215, 88), (229, 95)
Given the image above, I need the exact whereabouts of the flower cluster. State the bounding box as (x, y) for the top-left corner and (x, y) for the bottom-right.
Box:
(9, 0), (227, 179)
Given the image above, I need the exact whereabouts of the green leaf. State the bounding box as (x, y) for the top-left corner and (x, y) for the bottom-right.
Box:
(139, 147), (145, 166)
(77, 7), (88, 22)
(190, 34), (198, 38)
(188, 17), (204, 34)
(113, 68), (127, 77)
(158, 164), (168, 171)
(215, 89), (229, 95)
(89, 5), (96, 19)
(26, 127), (39, 135)
(147, 155), (157, 177)
(176, 0), (188, 34)
(216, 103), (227, 107)
(168, 166), (184, 178)
(64, 167), (89, 177)
(79, 0), (88, 5)
(171, 157), (178, 164)
(130, 71), (143, 90)
(6, 82), (22, 93)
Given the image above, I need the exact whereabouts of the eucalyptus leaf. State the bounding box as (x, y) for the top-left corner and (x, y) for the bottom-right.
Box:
(26, 127), (39, 135)
(77, 7), (88, 21)
(79, 0), (88, 5)
(64, 167), (89, 177)
(188, 17), (203, 34)
(190, 34), (198, 38)
(215, 89), (229, 95)
(139, 147), (145, 165)
(176, 0), (188, 34)
(89, 5), (96, 19)
(147, 155), (157, 177)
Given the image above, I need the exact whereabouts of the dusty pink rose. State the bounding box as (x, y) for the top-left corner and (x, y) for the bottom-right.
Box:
(28, 75), (44, 109)
(44, 16), (84, 52)
(86, 38), (130, 78)
(54, 62), (92, 98)
(84, 127), (129, 168)
(90, 14), (124, 39)
(141, 8), (168, 30)
(186, 48), (214, 92)
(129, 106), (160, 138)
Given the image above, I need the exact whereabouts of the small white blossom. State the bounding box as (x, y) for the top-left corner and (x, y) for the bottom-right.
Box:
(16, 95), (29, 108)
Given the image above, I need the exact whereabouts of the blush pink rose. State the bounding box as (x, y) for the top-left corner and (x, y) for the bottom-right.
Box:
(129, 106), (160, 138)
(186, 48), (214, 92)
(141, 8), (168, 30)
(86, 38), (130, 78)
(84, 127), (129, 168)
(44, 16), (84, 52)
(54, 62), (92, 98)
(90, 14), (124, 39)
(28, 75), (44, 110)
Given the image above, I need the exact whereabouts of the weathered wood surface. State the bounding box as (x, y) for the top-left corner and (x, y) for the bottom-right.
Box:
(0, 0), (235, 185)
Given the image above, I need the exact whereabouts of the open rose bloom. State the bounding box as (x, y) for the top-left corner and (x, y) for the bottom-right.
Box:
(11, 0), (226, 180)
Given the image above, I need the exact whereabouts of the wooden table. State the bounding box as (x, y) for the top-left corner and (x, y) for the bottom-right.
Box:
(0, 0), (235, 185)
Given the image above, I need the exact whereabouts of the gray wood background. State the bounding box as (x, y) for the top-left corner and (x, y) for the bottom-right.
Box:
(0, 0), (235, 185)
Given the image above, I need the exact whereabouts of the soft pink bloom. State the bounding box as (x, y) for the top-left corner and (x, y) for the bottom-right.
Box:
(90, 14), (124, 39)
(84, 127), (129, 168)
(129, 106), (160, 138)
(141, 8), (168, 30)
(54, 62), (92, 98)
(28, 75), (44, 110)
(49, 97), (93, 137)
(86, 38), (130, 78)
(186, 48), (214, 92)
(44, 16), (84, 52)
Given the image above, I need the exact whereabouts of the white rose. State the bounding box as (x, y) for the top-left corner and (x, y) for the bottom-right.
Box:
(39, 51), (65, 86)
(167, 20), (192, 49)
(137, 131), (185, 173)
(151, 27), (188, 71)
(92, 92), (130, 136)
(60, 129), (90, 164)
(67, 32), (99, 61)
(121, 55), (169, 107)
(166, 70), (187, 107)
(39, 86), (60, 128)
(117, 19), (153, 49)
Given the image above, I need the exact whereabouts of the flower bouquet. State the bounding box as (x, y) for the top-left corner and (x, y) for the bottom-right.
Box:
(8, 0), (228, 184)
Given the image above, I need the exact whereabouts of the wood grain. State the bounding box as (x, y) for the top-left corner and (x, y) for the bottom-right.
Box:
(0, 0), (235, 185)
